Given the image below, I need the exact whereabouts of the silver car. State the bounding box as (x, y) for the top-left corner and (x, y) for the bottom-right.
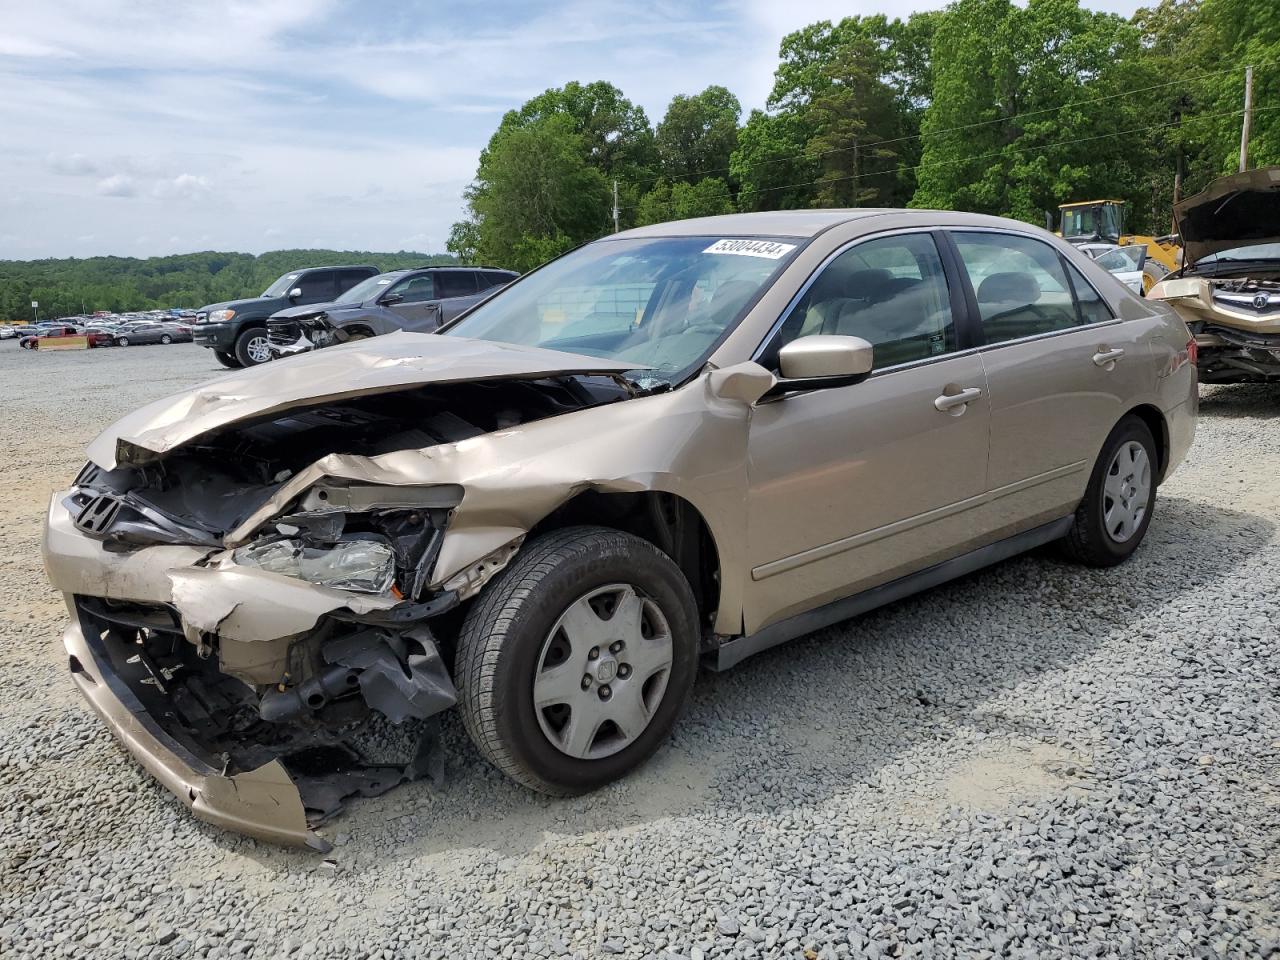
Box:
(43, 210), (1197, 849)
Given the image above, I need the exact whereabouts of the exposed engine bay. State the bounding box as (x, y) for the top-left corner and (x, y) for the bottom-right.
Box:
(58, 374), (631, 847)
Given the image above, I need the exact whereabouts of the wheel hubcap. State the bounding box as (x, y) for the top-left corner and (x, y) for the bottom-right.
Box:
(1102, 440), (1151, 543)
(247, 336), (270, 363)
(533, 583), (673, 760)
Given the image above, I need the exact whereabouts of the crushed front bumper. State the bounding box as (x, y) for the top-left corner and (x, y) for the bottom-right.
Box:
(62, 618), (328, 849)
(45, 492), (459, 850)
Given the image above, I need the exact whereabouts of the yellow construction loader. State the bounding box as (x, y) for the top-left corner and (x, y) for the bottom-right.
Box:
(1056, 200), (1181, 293)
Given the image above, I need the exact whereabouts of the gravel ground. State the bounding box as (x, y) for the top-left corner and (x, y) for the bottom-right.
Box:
(1, 341), (1278, 960)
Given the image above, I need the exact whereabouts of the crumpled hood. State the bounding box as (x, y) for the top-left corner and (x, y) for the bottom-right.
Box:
(1175, 166), (1280, 267)
(87, 332), (641, 469)
(200, 296), (274, 313)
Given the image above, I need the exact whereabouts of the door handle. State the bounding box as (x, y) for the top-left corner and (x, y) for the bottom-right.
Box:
(934, 386), (983, 413)
(1092, 347), (1125, 368)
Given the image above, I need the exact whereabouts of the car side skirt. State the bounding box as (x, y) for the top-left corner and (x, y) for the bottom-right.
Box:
(712, 515), (1074, 671)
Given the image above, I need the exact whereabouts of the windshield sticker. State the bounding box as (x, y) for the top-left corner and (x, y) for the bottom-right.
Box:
(704, 239), (797, 259)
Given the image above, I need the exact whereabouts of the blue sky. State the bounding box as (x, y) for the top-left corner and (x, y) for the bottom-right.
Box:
(0, 0), (1143, 260)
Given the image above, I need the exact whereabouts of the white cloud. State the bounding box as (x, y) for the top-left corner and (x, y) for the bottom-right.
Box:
(96, 174), (138, 197)
(152, 174), (211, 201)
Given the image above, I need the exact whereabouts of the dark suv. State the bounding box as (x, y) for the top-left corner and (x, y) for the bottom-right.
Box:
(194, 265), (379, 367)
(267, 266), (517, 358)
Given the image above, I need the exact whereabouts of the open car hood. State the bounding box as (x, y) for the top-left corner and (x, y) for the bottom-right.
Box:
(1175, 166), (1280, 267)
(88, 332), (640, 468)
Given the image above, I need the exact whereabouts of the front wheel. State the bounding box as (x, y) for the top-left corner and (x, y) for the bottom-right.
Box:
(116, 337), (129, 347)
(233, 327), (271, 366)
(456, 526), (699, 795)
(213, 349), (241, 369)
(1062, 415), (1157, 567)
(159, 334), (172, 344)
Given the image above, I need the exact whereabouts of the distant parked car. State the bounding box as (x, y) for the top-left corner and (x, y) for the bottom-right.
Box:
(1090, 245), (1148, 296)
(268, 266), (518, 357)
(114, 321), (192, 346)
(19, 325), (112, 349)
(0, 325), (19, 340)
(194, 264), (380, 368)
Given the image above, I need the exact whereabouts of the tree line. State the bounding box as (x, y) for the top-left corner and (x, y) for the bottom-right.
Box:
(0, 249), (453, 322)
(449, 0), (1276, 272)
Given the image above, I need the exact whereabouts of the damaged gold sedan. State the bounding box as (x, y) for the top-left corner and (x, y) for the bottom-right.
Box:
(44, 211), (1197, 850)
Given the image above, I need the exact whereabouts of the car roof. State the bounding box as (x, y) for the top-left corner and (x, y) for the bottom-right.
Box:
(613, 208), (1036, 240)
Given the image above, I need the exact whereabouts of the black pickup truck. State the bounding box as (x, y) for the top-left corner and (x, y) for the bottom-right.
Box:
(193, 265), (378, 367)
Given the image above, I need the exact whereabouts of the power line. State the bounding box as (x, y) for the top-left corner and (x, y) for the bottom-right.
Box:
(622, 103), (1279, 216)
(622, 61), (1272, 191)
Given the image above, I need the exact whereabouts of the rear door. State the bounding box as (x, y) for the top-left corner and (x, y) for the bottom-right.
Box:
(945, 230), (1154, 536)
(741, 230), (993, 632)
(435, 271), (483, 324)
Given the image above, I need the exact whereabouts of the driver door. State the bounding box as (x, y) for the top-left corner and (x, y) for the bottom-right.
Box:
(381, 274), (442, 332)
(742, 231), (993, 634)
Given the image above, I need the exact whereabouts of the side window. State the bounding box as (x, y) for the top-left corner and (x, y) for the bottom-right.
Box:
(1066, 262), (1114, 325)
(436, 272), (478, 298)
(482, 271), (514, 289)
(296, 270), (336, 301)
(951, 232), (1081, 343)
(774, 232), (956, 369)
(389, 275), (436, 303)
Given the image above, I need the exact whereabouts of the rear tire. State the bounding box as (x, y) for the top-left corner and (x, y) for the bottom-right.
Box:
(233, 327), (271, 366)
(160, 334), (172, 344)
(1062, 415), (1157, 567)
(456, 526), (699, 796)
(213, 350), (241, 369)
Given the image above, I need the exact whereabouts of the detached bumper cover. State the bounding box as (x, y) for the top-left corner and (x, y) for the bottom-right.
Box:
(62, 620), (327, 850)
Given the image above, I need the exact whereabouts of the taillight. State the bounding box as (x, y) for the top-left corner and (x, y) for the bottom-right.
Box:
(1186, 337), (1198, 366)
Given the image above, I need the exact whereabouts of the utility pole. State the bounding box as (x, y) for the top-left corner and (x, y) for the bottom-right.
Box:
(1239, 65), (1254, 173)
(612, 179), (620, 234)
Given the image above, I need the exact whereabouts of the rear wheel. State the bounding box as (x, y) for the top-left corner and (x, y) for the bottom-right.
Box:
(233, 327), (271, 366)
(159, 334), (172, 344)
(1062, 415), (1157, 566)
(456, 526), (699, 795)
(213, 350), (241, 369)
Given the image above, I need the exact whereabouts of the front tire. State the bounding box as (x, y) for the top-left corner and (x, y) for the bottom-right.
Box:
(116, 337), (129, 346)
(1062, 415), (1157, 567)
(160, 334), (172, 344)
(213, 349), (242, 369)
(233, 327), (271, 366)
(456, 526), (699, 796)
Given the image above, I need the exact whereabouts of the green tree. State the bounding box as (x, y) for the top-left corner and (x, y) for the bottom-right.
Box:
(804, 36), (905, 207)
(654, 86), (742, 182)
(463, 114), (610, 272)
(495, 80), (657, 181)
(635, 177), (735, 225)
(911, 0), (1148, 225)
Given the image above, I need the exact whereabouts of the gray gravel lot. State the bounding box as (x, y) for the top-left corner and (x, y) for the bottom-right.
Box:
(1, 341), (1278, 960)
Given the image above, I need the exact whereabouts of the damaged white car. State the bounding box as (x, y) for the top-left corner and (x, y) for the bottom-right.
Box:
(44, 211), (1196, 849)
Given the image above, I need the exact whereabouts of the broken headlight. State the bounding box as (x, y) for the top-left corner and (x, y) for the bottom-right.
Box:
(233, 538), (395, 594)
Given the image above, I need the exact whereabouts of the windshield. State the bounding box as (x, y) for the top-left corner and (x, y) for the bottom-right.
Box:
(442, 236), (800, 386)
(334, 273), (400, 305)
(262, 272), (302, 297)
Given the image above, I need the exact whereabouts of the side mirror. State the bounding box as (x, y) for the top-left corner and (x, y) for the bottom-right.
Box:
(766, 335), (874, 398)
(288, 287), (303, 301)
(380, 292), (405, 306)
